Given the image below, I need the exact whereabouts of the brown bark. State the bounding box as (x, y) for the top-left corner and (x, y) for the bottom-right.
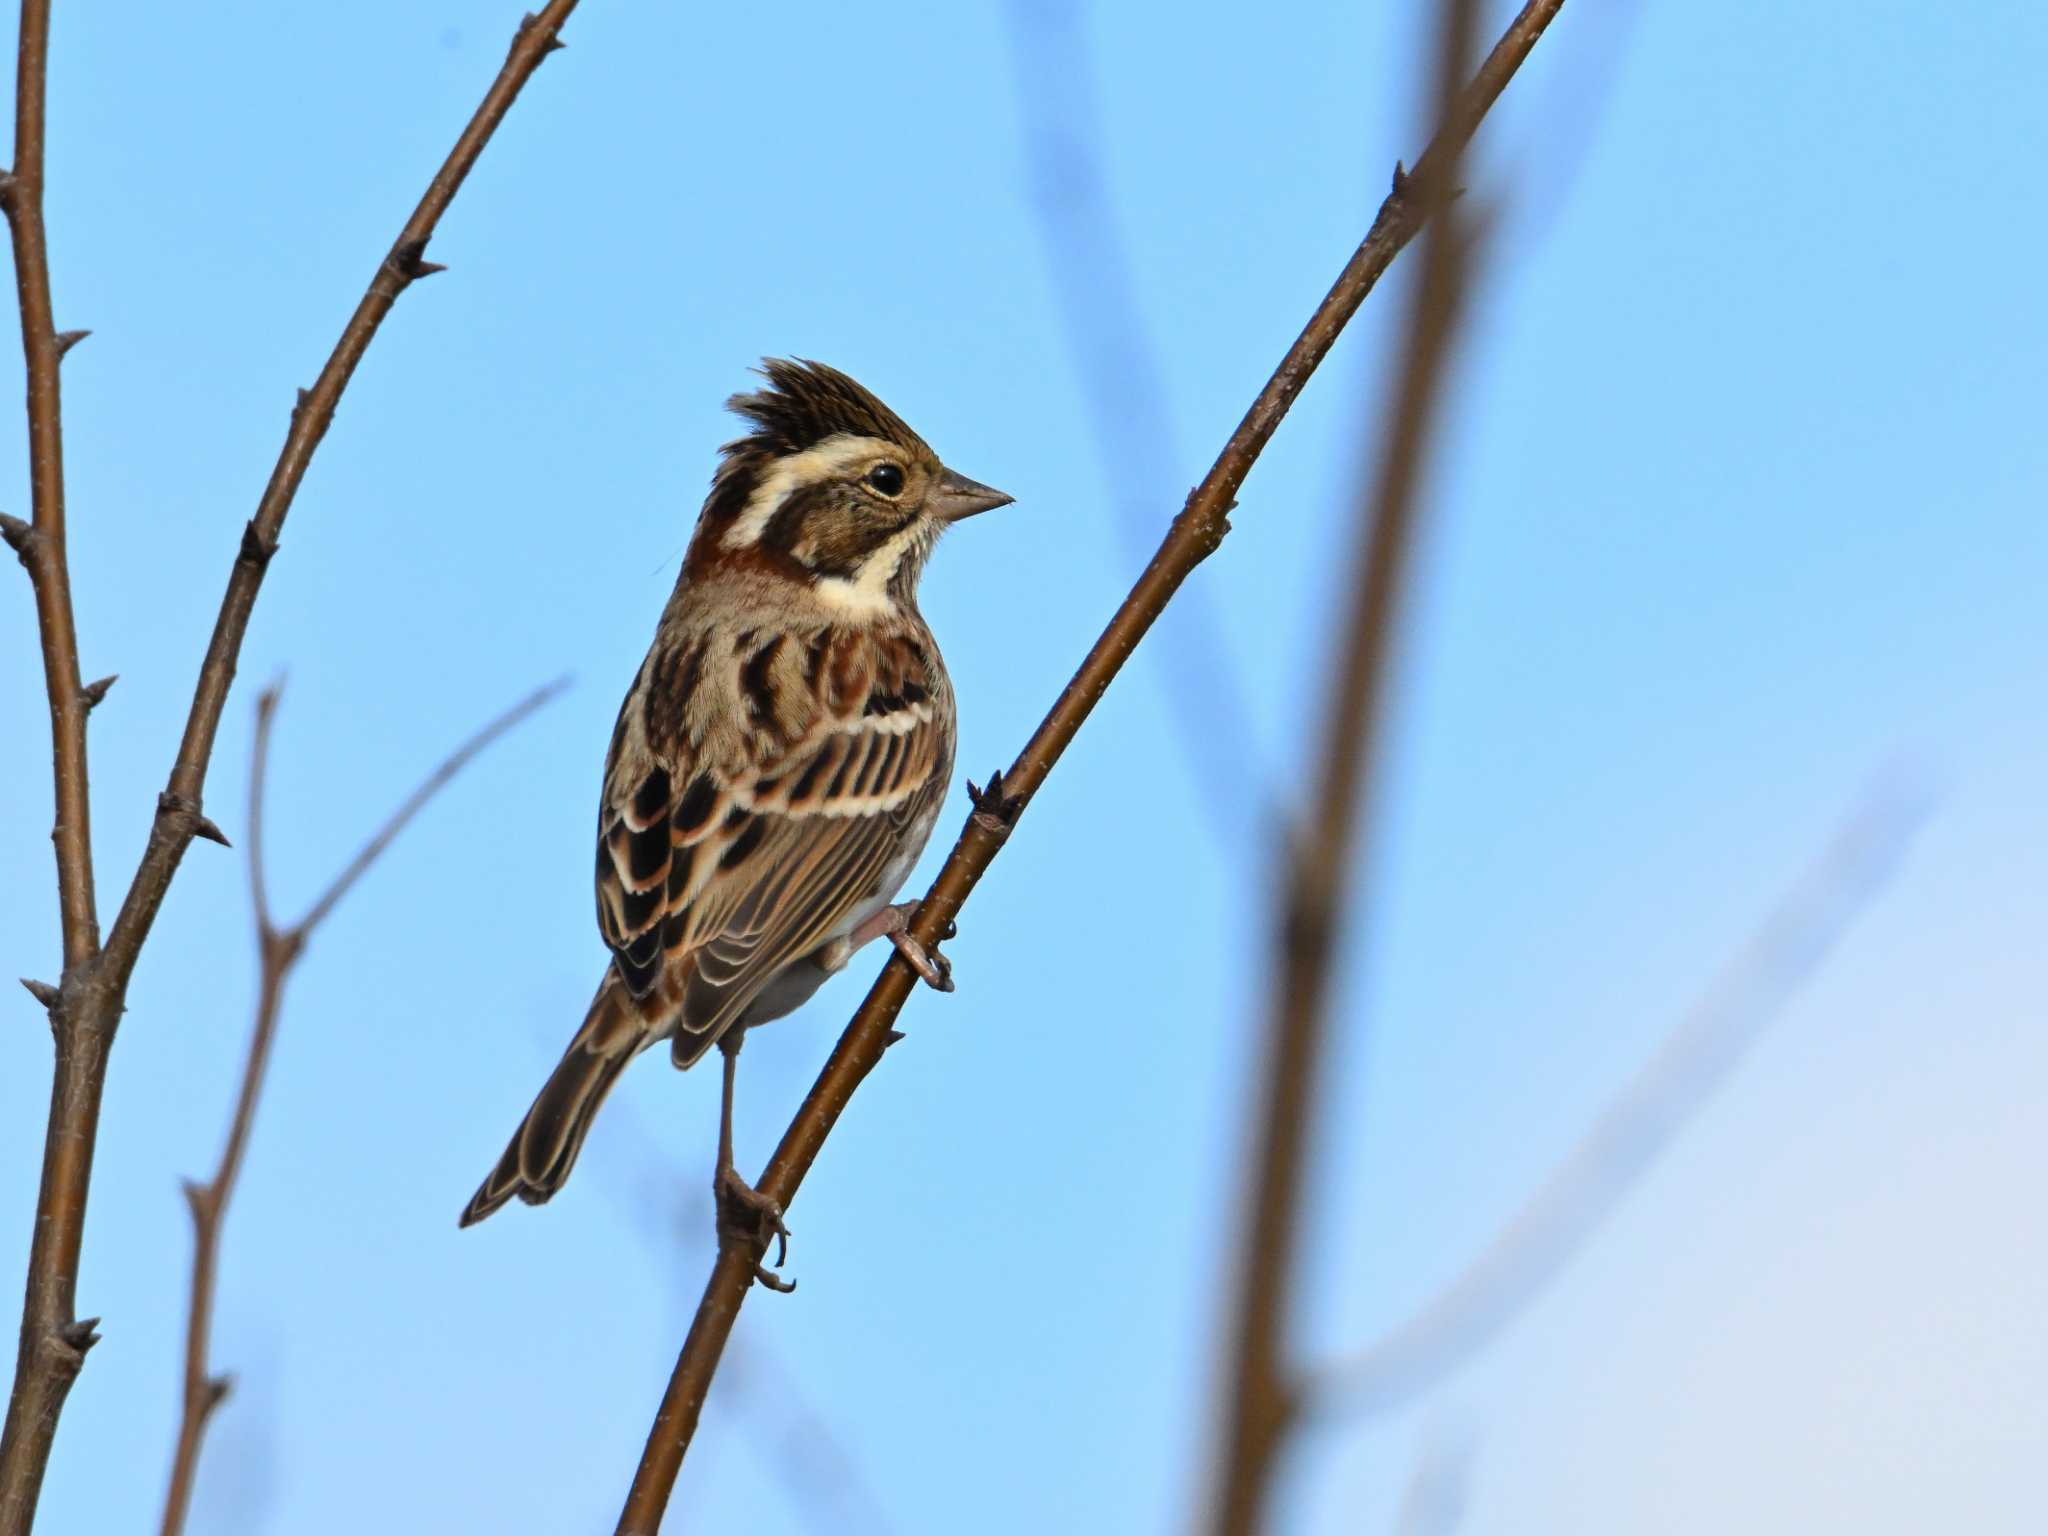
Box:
(614, 4), (1567, 1529)
(1205, 0), (1491, 1525)
(157, 681), (562, 1536)
(0, 6), (582, 1529)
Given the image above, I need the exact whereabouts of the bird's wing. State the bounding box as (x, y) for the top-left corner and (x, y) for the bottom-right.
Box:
(594, 626), (948, 1053)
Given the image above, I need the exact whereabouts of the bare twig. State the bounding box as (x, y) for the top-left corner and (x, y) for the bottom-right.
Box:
(1205, 2), (1489, 1527)
(100, 0), (579, 996)
(0, 6), (581, 1528)
(1298, 775), (1933, 1424)
(157, 680), (563, 1536)
(585, 1091), (900, 1536)
(613, 5), (1564, 1529)
(1000, 0), (1265, 845)
(1, 5), (114, 1523)
(2, 0), (94, 971)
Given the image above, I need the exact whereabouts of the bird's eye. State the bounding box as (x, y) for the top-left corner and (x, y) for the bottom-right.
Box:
(865, 462), (905, 497)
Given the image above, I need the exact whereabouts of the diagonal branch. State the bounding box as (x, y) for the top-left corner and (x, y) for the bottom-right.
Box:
(0, 7), (582, 1530)
(613, 3), (1565, 1529)
(1297, 776), (1933, 1424)
(102, 0), (579, 992)
(583, 1086), (900, 1536)
(999, 0), (1266, 848)
(158, 679), (564, 1536)
(1205, 0), (1489, 1526)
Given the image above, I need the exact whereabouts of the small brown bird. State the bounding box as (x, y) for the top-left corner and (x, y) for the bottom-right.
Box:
(461, 360), (1010, 1275)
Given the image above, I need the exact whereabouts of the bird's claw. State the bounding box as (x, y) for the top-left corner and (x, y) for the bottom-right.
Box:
(889, 929), (955, 993)
(715, 1166), (795, 1292)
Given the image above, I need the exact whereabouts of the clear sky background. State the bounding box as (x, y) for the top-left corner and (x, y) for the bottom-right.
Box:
(4, 1), (2045, 1533)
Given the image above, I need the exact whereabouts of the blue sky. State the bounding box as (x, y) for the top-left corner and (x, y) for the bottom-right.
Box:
(4, 1), (2045, 1532)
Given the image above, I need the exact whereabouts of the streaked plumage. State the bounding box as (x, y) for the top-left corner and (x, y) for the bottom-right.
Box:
(462, 360), (1009, 1234)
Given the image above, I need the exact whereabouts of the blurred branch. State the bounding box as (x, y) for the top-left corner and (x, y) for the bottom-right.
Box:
(1395, 1433), (1474, 1536)
(1000, 0), (1265, 845)
(157, 679), (563, 1536)
(1205, 0), (1491, 1527)
(1299, 773), (1933, 1424)
(0, 7), (582, 1528)
(613, 5), (1563, 1531)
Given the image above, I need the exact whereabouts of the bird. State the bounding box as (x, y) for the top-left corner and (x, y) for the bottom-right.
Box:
(460, 359), (1012, 1283)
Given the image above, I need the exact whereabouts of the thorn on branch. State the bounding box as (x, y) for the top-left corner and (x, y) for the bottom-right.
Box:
(390, 238), (447, 283)
(81, 674), (117, 711)
(514, 12), (568, 57)
(54, 328), (89, 358)
(157, 792), (233, 849)
(1392, 160), (1410, 196)
(202, 1374), (234, 1414)
(966, 768), (1024, 839)
(291, 387), (311, 422)
(20, 977), (59, 1010)
(57, 1317), (101, 1358)
(238, 520), (279, 570)
(180, 1178), (211, 1221)
(881, 1028), (906, 1050)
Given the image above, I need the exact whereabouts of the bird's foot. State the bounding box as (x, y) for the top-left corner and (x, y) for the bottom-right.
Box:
(849, 900), (958, 992)
(888, 926), (955, 993)
(715, 1165), (795, 1294)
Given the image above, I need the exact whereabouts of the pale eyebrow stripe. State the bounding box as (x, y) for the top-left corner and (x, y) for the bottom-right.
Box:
(720, 434), (879, 550)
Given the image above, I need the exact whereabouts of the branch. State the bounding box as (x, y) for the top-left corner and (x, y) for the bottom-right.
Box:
(0, 4), (111, 1526)
(157, 679), (563, 1536)
(102, 0), (578, 993)
(1205, 0), (1490, 1526)
(0, 7), (581, 1529)
(1296, 775), (1932, 1424)
(2, 0), (95, 973)
(614, 4), (1565, 1529)
(582, 1085), (899, 1536)
(999, 0), (1266, 847)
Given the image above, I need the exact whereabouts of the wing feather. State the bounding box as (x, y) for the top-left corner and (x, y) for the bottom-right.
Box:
(594, 624), (950, 1038)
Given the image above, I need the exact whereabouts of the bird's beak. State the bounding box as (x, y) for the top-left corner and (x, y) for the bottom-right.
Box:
(930, 467), (1014, 523)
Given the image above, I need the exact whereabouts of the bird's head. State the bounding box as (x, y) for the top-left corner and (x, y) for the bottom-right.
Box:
(687, 358), (1012, 619)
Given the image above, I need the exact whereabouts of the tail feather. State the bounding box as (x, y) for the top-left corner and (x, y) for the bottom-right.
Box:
(460, 979), (643, 1227)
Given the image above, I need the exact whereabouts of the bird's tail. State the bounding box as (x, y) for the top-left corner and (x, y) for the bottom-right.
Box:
(460, 976), (644, 1228)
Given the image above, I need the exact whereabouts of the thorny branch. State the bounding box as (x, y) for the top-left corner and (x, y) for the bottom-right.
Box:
(613, 3), (1566, 1530)
(1, 0), (93, 972)
(0, 6), (581, 1530)
(1205, 0), (1489, 1527)
(157, 680), (563, 1536)
(1, 3), (115, 1524)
